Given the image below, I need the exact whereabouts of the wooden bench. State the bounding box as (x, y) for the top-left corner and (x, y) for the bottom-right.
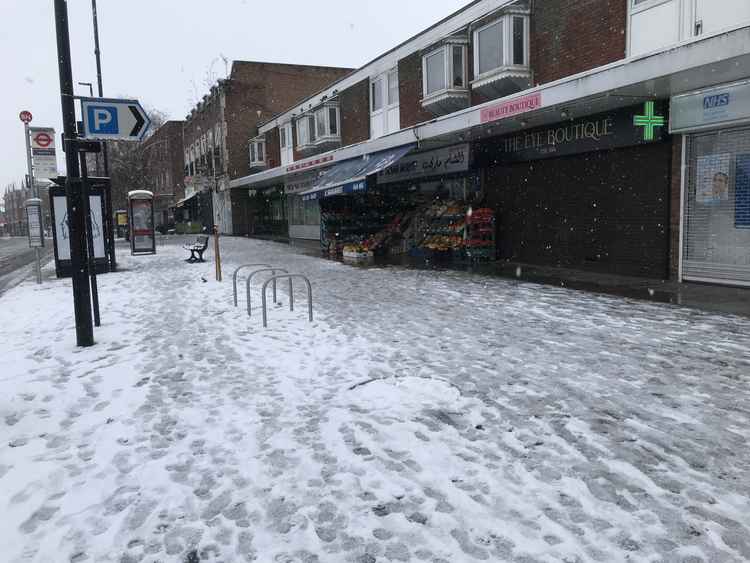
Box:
(184, 235), (209, 263)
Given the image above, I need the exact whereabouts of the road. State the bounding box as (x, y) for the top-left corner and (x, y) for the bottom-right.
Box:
(0, 237), (48, 294)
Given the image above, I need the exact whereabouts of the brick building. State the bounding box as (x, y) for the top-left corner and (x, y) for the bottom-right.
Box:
(2, 181), (51, 237)
(182, 61), (352, 235)
(231, 0), (750, 287)
(142, 120), (185, 231)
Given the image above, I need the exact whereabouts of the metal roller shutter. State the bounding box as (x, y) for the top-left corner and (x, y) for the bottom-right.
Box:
(683, 128), (750, 286)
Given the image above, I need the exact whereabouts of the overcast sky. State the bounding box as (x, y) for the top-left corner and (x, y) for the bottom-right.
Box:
(0, 0), (470, 193)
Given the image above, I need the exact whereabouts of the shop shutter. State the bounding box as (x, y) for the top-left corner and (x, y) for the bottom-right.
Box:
(683, 128), (750, 285)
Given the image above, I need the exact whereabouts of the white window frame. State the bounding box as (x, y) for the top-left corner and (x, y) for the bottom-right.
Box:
(627, 0), (750, 56)
(422, 43), (468, 100)
(295, 114), (315, 149)
(313, 104), (341, 143)
(279, 122), (293, 165)
(472, 14), (530, 82)
(370, 68), (400, 139)
(249, 137), (266, 167)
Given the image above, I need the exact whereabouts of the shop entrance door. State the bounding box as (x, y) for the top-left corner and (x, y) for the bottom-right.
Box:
(683, 128), (750, 286)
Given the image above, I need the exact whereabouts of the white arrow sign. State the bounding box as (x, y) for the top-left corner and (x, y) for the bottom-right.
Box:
(80, 97), (151, 141)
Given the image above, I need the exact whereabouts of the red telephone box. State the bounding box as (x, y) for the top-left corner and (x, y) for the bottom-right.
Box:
(127, 190), (156, 255)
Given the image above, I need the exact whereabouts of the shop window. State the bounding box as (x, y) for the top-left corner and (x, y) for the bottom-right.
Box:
(288, 194), (320, 226)
(371, 68), (400, 139)
(422, 42), (469, 115)
(471, 13), (530, 98)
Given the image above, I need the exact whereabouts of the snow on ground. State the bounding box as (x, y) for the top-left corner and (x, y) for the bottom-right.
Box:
(1, 236), (749, 563)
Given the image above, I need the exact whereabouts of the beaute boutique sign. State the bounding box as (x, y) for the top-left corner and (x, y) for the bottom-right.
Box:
(477, 103), (668, 165)
(480, 92), (543, 124)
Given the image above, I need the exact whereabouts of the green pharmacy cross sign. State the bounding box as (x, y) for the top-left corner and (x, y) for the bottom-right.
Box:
(634, 101), (666, 141)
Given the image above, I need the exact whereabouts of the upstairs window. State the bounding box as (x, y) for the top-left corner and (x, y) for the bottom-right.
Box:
(314, 104), (340, 142)
(249, 137), (266, 167)
(477, 21), (503, 75)
(423, 43), (468, 98)
(388, 69), (399, 106)
(329, 107), (338, 135)
(371, 78), (384, 113)
(279, 122), (293, 166)
(371, 68), (400, 139)
(473, 14), (529, 79)
(629, 0), (750, 57)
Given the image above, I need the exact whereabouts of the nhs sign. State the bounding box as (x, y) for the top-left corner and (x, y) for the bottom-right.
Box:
(671, 79), (750, 133)
(80, 97), (151, 141)
(703, 93), (731, 110)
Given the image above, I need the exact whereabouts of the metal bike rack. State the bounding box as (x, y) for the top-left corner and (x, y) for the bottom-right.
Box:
(246, 268), (290, 317)
(261, 274), (313, 328)
(232, 264), (271, 307)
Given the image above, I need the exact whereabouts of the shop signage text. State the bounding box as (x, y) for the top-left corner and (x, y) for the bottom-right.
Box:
(286, 155), (334, 173)
(286, 171), (321, 194)
(480, 92), (543, 124)
(478, 104), (668, 165)
(378, 144), (470, 184)
(302, 179), (367, 202)
(671, 80), (750, 133)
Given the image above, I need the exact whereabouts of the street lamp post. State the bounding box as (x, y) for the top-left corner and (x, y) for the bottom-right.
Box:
(90, 0), (116, 272)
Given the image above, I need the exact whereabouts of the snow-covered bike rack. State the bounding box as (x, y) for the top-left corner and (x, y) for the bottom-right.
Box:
(245, 268), (290, 317)
(261, 274), (313, 328)
(232, 264), (271, 307)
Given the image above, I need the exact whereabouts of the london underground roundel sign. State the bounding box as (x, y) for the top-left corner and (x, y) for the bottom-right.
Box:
(19, 111), (33, 124)
(34, 131), (53, 148)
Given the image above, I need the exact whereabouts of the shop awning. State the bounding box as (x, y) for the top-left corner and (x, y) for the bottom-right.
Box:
(175, 191), (200, 208)
(300, 144), (415, 202)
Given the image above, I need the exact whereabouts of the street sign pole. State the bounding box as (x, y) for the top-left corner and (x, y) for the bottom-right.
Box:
(54, 0), (94, 347)
(22, 117), (42, 284)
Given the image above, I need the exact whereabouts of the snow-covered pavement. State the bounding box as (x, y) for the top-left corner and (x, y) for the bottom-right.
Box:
(1, 237), (749, 563)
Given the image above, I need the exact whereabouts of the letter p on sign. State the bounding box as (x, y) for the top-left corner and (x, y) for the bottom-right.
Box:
(87, 105), (118, 135)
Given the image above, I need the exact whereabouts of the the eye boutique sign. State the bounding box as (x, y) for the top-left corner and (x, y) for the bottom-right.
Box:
(476, 102), (668, 165)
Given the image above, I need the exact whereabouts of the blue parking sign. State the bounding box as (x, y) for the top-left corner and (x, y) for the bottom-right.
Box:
(80, 98), (150, 141)
(86, 105), (118, 135)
